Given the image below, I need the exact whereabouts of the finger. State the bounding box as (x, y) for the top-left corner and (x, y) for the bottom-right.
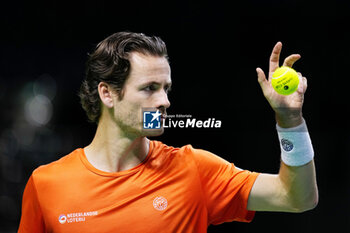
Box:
(303, 76), (307, 93)
(269, 42), (282, 74)
(283, 54), (301, 67)
(297, 73), (303, 93)
(296, 72), (307, 94)
(256, 67), (269, 94)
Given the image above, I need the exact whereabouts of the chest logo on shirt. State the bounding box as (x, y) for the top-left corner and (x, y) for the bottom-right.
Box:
(58, 211), (98, 224)
(153, 196), (168, 211)
(58, 215), (67, 224)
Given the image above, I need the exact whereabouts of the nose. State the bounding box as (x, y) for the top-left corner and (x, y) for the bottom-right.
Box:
(156, 89), (171, 110)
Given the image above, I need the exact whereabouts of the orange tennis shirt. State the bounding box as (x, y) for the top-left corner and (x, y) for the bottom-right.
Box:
(18, 140), (259, 233)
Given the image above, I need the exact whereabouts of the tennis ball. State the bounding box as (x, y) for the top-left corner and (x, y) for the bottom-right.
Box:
(271, 66), (299, 95)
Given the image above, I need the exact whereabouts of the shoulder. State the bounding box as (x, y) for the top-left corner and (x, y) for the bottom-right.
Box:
(150, 140), (194, 158)
(32, 148), (84, 183)
(150, 140), (229, 167)
(158, 141), (241, 177)
(148, 140), (197, 168)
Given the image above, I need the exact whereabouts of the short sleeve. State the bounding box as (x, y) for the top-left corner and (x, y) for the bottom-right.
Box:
(190, 146), (259, 225)
(18, 175), (46, 233)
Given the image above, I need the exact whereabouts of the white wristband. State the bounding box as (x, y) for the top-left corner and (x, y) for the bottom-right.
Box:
(276, 119), (314, 166)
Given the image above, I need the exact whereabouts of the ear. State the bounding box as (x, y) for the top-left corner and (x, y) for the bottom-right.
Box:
(98, 82), (115, 108)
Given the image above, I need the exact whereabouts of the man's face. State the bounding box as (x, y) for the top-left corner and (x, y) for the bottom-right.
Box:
(111, 52), (171, 137)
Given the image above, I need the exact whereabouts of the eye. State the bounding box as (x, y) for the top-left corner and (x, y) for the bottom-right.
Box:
(164, 85), (172, 94)
(142, 84), (158, 92)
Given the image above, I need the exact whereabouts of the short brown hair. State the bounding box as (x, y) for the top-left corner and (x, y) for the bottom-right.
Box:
(79, 32), (168, 123)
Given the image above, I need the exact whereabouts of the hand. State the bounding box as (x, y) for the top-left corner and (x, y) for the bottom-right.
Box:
(256, 42), (308, 128)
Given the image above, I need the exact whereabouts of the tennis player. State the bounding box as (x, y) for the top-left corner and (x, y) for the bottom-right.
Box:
(18, 32), (318, 233)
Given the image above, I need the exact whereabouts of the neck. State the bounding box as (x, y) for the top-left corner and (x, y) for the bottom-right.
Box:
(84, 116), (150, 173)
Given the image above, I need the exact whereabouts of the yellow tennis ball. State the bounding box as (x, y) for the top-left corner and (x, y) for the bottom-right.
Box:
(271, 66), (299, 95)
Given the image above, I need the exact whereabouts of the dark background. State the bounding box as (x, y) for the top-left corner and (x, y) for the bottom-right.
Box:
(0, 0), (349, 232)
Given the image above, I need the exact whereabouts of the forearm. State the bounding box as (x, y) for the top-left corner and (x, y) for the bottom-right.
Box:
(278, 160), (318, 212)
(248, 116), (318, 212)
(247, 160), (318, 212)
(276, 115), (318, 212)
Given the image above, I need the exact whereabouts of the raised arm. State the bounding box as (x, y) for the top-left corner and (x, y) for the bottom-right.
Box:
(247, 42), (318, 212)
